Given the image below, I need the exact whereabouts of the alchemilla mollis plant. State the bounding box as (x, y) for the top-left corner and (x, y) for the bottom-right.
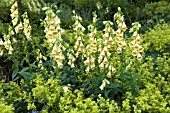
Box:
(0, 1), (170, 113)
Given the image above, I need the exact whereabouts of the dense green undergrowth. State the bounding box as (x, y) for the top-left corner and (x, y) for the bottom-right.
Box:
(0, 0), (170, 113)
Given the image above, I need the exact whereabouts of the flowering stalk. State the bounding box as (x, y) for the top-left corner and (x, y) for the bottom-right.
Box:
(43, 7), (65, 69)
(72, 10), (85, 58)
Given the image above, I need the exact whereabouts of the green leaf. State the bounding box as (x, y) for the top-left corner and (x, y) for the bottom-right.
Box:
(13, 76), (20, 82)
(12, 68), (18, 80)
(20, 67), (29, 73)
(18, 72), (31, 81)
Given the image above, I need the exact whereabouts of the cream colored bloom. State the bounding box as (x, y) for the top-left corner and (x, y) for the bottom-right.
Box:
(116, 29), (121, 35)
(0, 39), (3, 45)
(103, 56), (108, 64)
(99, 62), (104, 70)
(132, 31), (138, 38)
(137, 53), (143, 60)
(117, 47), (122, 53)
(122, 22), (127, 31)
(135, 34), (141, 43)
(132, 49), (138, 56)
(91, 63), (95, 70)
(84, 58), (90, 65)
(98, 55), (103, 63)
(134, 44), (140, 50)
(63, 86), (68, 92)
(46, 31), (53, 37)
(138, 46), (144, 52)
(57, 61), (63, 68)
(12, 17), (18, 26)
(99, 82), (106, 90)
(129, 40), (135, 48)
(122, 41), (127, 49)
(103, 33), (109, 38)
(106, 71), (112, 78)
(85, 66), (90, 73)
(111, 67), (117, 73)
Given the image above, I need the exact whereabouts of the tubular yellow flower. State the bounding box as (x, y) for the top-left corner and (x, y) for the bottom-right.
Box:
(27, 25), (32, 31)
(57, 61), (63, 68)
(108, 36), (113, 43)
(111, 67), (117, 73)
(77, 47), (82, 53)
(53, 30), (58, 36)
(99, 62), (104, 70)
(103, 56), (108, 64)
(13, 9), (18, 16)
(101, 49), (105, 57)
(103, 33), (109, 38)
(132, 49), (138, 56)
(91, 63), (95, 70)
(106, 71), (112, 78)
(118, 33), (123, 40)
(12, 17), (18, 26)
(137, 53), (143, 60)
(99, 82), (106, 90)
(84, 58), (90, 65)
(132, 31), (138, 39)
(134, 44), (140, 50)
(129, 40), (135, 48)
(135, 34), (141, 43)
(116, 29), (121, 35)
(112, 41), (116, 46)
(117, 47), (122, 53)
(118, 41), (124, 48)
(49, 19), (55, 26)
(85, 66), (90, 73)
(46, 31), (53, 37)
(106, 51), (111, 57)
(71, 63), (75, 68)
(122, 22), (127, 31)
(98, 55), (103, 63)
(77, 36), (82, 41)
(118, 23), (122, 29)
(0, 39), (3, 45)
(55, 55), (61, 61)
(129, 28), (133, 33)
(68, 60), (72, 65)
(138, 46), (144, 52)
(122, 41), (127, 49)
(49, 26), (55, 32)
(79, 42), (84, 48)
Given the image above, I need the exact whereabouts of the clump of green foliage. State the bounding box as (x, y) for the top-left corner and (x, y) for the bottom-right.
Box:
(142, 23), (170, 52)
(0, 0), (170, 113)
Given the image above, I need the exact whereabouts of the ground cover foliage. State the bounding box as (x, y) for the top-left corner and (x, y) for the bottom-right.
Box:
(0, 0), (170, 113)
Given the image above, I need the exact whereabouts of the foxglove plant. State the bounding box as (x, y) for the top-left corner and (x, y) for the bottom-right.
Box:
(43, 7), (65, 69)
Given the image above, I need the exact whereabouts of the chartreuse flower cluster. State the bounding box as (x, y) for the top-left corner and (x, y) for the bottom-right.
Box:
(0, 99), (14, 113)
(43, 7), (65, 68)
